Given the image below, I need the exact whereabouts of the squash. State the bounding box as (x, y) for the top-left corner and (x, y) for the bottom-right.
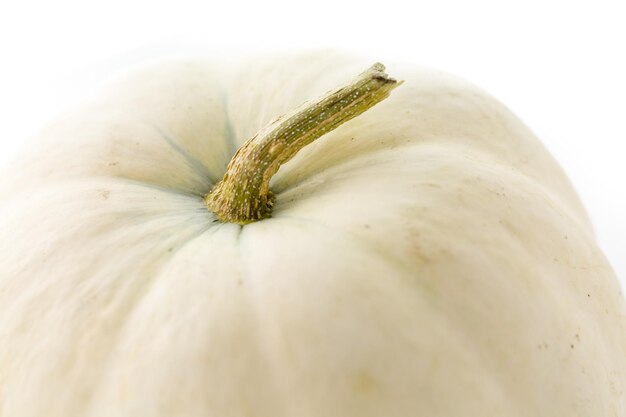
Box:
(0, 51), (624, 417)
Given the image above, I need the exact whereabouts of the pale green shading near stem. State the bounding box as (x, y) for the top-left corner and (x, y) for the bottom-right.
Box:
(204, 63), (403, 225)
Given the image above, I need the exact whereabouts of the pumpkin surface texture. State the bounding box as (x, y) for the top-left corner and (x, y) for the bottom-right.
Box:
(0, 51), (624, 417)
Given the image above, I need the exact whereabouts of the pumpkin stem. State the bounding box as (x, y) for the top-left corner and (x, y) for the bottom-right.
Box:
(204, 62), (402, 224)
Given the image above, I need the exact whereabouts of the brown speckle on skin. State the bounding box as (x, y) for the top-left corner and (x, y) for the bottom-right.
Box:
(352, 371), (378, 395)
(99, 190), (110, 200)
(420, 183), (441, 188)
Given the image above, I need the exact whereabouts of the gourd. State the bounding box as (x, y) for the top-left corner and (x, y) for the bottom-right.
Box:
(0, 51), (624, 417)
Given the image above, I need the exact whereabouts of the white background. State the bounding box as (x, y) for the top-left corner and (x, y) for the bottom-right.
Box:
(1, 0), (624, 284)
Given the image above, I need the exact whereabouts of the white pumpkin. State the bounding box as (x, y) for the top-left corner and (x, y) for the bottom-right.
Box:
(0, 51), (624, 417)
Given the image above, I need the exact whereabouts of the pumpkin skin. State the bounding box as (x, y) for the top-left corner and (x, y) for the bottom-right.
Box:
(0, 51), (624, 417)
